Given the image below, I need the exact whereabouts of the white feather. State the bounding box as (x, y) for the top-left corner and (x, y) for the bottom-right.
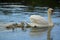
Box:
(29, 8), (54, 27)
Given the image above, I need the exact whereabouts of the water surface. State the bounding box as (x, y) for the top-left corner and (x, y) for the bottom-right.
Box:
(0, 5), (60, 40)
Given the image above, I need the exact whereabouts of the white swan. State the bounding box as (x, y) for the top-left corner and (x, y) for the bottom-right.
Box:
(29, 8), (54, 28)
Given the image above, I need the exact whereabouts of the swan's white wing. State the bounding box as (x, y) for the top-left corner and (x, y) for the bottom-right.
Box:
(30, 15), (49, 27)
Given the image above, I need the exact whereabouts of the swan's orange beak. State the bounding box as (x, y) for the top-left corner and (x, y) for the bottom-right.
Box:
(51, 10), (54, 15)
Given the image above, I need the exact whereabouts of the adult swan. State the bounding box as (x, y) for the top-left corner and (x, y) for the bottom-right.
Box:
(29, 8), (54, 28)
(29, 8), (54, 40)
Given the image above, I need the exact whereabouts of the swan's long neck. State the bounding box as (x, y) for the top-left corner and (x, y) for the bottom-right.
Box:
(48, 12), (53, 26)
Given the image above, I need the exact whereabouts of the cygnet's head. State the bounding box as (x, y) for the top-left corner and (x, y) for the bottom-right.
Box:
(48, 8), (54, 15)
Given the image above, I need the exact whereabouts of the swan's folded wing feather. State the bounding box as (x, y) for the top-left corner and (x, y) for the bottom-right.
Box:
(30, 15), (49, 26)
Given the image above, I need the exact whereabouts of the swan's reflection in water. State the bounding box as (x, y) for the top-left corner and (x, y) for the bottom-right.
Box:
(29, 28), (48, 40)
